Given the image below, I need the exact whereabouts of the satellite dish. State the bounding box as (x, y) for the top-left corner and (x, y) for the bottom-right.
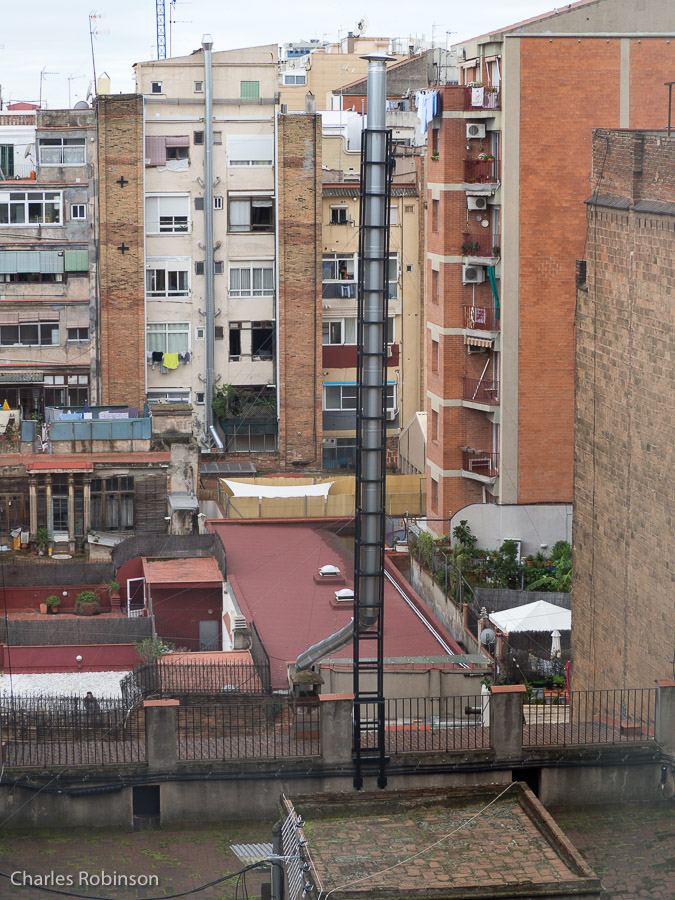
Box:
(74, 100), (90, 109)
(356, 16), (368, 34)
(480, 627), (496, 646)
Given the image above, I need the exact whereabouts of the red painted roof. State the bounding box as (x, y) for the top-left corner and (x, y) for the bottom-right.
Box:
(3, 452), (171, 471)
(209, 521), (464, 690)
(142, 556), (223, 585)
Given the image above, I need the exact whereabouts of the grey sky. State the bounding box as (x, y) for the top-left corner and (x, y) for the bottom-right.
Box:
(2, 0), (560, 109)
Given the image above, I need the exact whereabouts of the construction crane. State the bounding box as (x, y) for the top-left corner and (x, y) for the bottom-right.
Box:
(156, 0), (166, 59)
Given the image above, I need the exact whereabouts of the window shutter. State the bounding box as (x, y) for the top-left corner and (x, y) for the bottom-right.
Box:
(145, 136), (167, 166)
(39, 251), (65, 274)
(64, 250), (89, 272)
(165, 135), (190, 148)
(195, 197), (205, 211)
(227, 135), (273, 165)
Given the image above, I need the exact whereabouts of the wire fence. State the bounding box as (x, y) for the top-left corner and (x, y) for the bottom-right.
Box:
(523, 688), (657, 747)
(0, 694), (145, 767)
(359, 696), (491, 753)
(176, 699), (320, 760)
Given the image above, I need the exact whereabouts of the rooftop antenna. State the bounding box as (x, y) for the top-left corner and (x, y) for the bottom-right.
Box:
(68, 74), (86, 108)
(89, 12), (107, 100)
(39, 67), (59, 109)
(168, 0), (193, 58)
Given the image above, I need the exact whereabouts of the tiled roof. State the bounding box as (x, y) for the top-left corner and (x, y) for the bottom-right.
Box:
(3, 452), (172, 471)
(142, 556), (223, 585)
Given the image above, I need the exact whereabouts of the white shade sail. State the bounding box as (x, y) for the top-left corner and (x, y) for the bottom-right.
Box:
(222, 479), (334, 499)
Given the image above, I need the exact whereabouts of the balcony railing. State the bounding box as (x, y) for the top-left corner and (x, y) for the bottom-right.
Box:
(461, 450), (499, 478)
(322, 282), (356, 300)
(464, 158), (500, 184)
(461, 232), (500, 259)
(463, 86), (500, 110)
(462, 377), (499, 405)
(463, 305), (500, 331)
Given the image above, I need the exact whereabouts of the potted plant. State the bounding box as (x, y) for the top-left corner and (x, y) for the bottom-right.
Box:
(45, 595), (62, 614)
(109, 579), (121, 612)
(431, 152), (439, 161)
(74, 590), (101, 616)
(35, 527), (49, 556)
(492, 244), (501, 257)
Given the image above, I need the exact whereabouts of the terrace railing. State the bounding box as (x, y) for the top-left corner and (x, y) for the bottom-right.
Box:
(464, 158), (500, 184)
(463, 86), (500, 110)
(523, 688), (657, 747)
(120, 659), (270, 706)
(461, 233), (500, 259)
(462, 377), (500, 405)
(463, 305), (500, 331)
(461, 450), (500, 478)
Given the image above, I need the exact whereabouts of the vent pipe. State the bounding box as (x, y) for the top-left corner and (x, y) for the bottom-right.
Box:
(202, 34), (215, 444)
(296, 53), (394, 673)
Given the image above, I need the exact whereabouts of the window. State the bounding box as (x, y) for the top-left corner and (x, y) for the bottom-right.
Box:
(194, 131), (204, 145)
(151, 81), (163, 94)
(431, 409), (439, 442)
(252, 321), (274, 359)
(388, 253), (399, 299)
(0, 145), (15, 178)
(71, 204), (86, 220)
(432, 198), (439, 232)
(38, 138), (86, 166)
(214, 196), (223, 210)
(322, 318), (394, 345)
(147, 389), (191, 403)
(195, 261), (205, 275)
(324, 383), (397, 411)
(229, 324), (241, 360)
(229, 261), (274, 297)
(146, 322), (190, 354)
(389, 205), (399, 226)
(431, 339), (439, 373)
(0, 191), (62, 225)
(91, 477), (135, 531)
(432, 268), (439, 304)
(282, 71), (307, 85)
(228, 196), (274, 233)
(405, 204), (415, 214)
(146, 259), (190, 297)
(145, 136), (190, 166)
(227, 136), (273, 167)
(194, 81), (204, 93)
(195, 392), (205, 404)
(166, 145), (189, 160)
(214, 261), (224, 275)
(431, 126), (439, 157)
(145, 195), (190, 234)
(330, 206), (348, 225)
(322, 253), (356, 281)
(67, 327), (89, 342)
(0, 322), (59, 346)
(240, 81), (260, 99)
(431, 477), (438, 512)
(214, 132), (223, 145)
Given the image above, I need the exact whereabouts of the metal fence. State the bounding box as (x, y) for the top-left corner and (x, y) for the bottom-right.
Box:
(523, 688), (657, 747)
(0, 694), (145, 767)
(176, 700), (320, 760)
(120, 659), (269, 706)
(360, 696), (490, 754)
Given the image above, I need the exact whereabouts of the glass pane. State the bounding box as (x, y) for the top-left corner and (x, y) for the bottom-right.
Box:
(229, 200), (249, 230)
(40, 148), (62, 164)
(10, 204), (25, 224)
(63, 147), (85, 164)
(28, 202), (44, 223)
(167, 331), (188, 353)
(19, 324), (39, 345)
(329, 322), (342, 344)
(325, 386), (340, 409)
(1, 326), (18, 345)
(342, 386), (357, 409)
(345, 318), (357, 344)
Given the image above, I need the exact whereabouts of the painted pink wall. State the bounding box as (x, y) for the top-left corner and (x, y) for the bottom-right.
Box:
(2, 586), (108, 613)
(0, 643), (140, 673)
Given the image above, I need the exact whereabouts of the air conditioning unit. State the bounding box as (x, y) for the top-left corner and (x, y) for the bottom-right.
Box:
(462, 265), (485, 284)
(323, 438), (337, 448)
(466, 123), (486, 140)
(387, 344), (393, 357)
(467, 196), (488, 211)
(386, 409), (397, 421)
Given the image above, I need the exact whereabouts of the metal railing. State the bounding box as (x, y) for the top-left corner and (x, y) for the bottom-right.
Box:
(464, 158), (500, 184)
(463, 305), (500, 331)
(523, 688), (657, 747)
(463, 87), (500, 110)
(358, 696), (490, 753)
(461, 450), (499, 478)
(461, 233), (500, 259)
(0, 694), (145, 767)
(120, 659), (270, 705)
(176, 700), (320, 760)
(462, 376), (500, 405)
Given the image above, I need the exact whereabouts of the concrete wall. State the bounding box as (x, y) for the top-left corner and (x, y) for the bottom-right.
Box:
(408, 557), (482, 653)
(320, 664), (483, 699)
(450, 503), (572, 556)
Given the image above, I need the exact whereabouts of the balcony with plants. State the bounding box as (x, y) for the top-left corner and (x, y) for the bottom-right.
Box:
(463, 85), (500, 111)
(461, 232), (500, 262)
(464, 156), (499, 185)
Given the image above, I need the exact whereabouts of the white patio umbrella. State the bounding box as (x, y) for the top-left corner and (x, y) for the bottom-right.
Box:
(551, 629), (562, 658)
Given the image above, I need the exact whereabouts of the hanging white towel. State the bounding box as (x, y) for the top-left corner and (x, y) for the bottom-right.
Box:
(471, 87), (484, 108)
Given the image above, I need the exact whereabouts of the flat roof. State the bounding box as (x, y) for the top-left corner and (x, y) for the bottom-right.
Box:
(142, 556), (222, 585)
(209, 521), (465, 690)
(284, 785), (601, 899)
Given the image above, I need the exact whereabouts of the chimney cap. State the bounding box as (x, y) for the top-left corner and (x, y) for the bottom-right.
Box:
(202, 34), (214, 50)
(361, 53), (396, 62)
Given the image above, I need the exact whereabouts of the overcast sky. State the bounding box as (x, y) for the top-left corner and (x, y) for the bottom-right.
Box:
(2, 0), (560, 109)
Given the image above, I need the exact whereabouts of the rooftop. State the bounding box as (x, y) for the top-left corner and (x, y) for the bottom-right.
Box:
(142, 556), (223, 585)
(209, 521), (464, 689)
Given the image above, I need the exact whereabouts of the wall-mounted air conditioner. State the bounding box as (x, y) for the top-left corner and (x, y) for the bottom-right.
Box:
(466, 123), (486, 140)
(386, 409), (398, 421)
(467, 196), (488, 211)
(462, 265), (485, 284)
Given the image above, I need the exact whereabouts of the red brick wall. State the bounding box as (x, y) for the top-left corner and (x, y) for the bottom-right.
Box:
(629, 40), (675, 128)
(277, 114), (322, 467)
(97, 95), (145, 408)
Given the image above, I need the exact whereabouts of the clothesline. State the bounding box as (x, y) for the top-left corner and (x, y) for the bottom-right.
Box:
(147, 350), (191, 373)
(414, 89), (440, 135)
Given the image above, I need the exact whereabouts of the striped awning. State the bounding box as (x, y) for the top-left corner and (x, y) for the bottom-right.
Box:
(464, 336), (493, 348)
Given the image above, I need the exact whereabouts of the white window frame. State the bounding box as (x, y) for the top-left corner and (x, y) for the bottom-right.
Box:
(0, 190), (62, 226)
(322, 316), (394, 345)
(322, 252), (357, 282)
(228, 260), (275, 297)
(145, 257), (191, 298)
(70, 203), (86, 220)
(227, 135), (274, 167)
(147, 389), (191, 404)
(67, 327), (89, 342)
(145, 194), (190, 235)
(388, 252), (399, 300)
(38, 138), (86, 166)
(194, 80), (204, 93)
(228, 196), (274, 233)
(0, 322), (59, 347)
(214, 196), (223, 210)
(146, 321), (191, 354)
(323, 383), (397, 412)
(282, 70), (307, 85)
(151, 81), (163, 94)
(329, 206), (348, 225)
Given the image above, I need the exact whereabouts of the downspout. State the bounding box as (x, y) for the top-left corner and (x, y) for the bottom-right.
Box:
(274, 107), (280, 429)
(202, 35), (215, 445)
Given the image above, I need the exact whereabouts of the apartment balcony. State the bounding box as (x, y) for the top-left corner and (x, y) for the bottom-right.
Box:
(463, 305), (500, 332)
(462, 376), (499, 407)
(322, 282), (356, 300)
(464, 158), (500, 185)
(461, 449), (499, 483)
(461, 232), (500, 261)
(463, 87), (501, 111)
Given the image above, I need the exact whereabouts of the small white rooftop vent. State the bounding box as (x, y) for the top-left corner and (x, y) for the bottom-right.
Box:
(335, 588), (354, 603)
(319, 564), (340, 577)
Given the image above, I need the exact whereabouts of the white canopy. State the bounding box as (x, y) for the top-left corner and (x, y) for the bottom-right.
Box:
(222, 479), (334, 499)
(488, 600), (571, 634)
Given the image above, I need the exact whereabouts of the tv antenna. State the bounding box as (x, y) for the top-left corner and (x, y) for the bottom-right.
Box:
(39, 67), (59, 109)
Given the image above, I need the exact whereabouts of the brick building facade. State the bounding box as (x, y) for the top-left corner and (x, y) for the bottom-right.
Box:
(426, 0), (675, 533)
(572, 129), (675, 691)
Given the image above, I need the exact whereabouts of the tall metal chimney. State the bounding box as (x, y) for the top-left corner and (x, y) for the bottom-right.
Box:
(202, 34), (216, 446)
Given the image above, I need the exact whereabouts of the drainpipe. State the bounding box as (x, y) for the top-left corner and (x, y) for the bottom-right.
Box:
(202, 34), (215, 445)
